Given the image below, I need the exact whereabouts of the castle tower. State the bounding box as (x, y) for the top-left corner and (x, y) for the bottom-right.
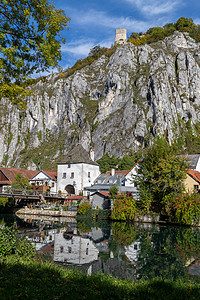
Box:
(115, 28), (127, 45)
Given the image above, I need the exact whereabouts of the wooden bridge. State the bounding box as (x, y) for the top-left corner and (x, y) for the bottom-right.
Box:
(0, 188), (65, 203)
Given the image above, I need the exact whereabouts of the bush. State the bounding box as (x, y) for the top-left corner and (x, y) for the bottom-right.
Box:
(0, 226), (36, 259)
(173, 192), (200, 225)
(111, 195), (137, 221)
(77, 202), (92, 215)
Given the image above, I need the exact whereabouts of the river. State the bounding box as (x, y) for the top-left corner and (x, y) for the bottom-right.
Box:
(0, 214), (200, 281)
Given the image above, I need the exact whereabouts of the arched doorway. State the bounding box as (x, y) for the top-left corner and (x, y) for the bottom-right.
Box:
(65, 184), (75, 195)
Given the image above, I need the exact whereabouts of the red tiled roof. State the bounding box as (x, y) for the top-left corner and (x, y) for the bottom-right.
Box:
(188, 169), (200, 184)
(41, 170), (57, 180)
(106, 161), (140, 176)
(97, 191), (110, 196)
(66, 196), (85, 200)
(106, 170), (128, 175)
(91, 191), (110, 197)
(0, 167), (37, 182)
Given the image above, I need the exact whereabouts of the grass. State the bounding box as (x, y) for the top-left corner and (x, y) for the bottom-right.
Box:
(0, 256), (199, 300)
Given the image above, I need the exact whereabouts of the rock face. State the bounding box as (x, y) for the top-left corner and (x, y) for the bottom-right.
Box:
(1, 31), (200, 169)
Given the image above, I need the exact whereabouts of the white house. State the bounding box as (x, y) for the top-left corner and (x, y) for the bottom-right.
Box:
(84, 161), (139, 199)
(57, 145), (100, 195)
(29, 170), (57, 193)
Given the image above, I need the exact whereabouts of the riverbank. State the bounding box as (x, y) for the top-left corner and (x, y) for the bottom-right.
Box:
(0, 256), (199, 300)
(16, 207), (77, 218)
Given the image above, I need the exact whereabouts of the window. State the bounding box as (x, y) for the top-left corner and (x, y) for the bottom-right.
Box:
(68, 247), (72, 253)
(70, 172), (74, 179)
(134, 244), (138, 250)
(194, 185), (199, 191)
(88, 172), (90, 178)
(51, 182), (54, 187)
(60, 246), (63, 253)
(68, 164), (71, 168)
(63, 173), (66, 179)
(86, 248), (88, 255)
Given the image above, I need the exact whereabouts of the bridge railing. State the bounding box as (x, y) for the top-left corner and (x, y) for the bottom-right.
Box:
(0, 188), (65, 198)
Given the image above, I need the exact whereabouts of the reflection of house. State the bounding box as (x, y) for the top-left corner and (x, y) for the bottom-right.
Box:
(54, 231), (99, 264)
(84, 162), (139, 199)
(188, 259), (200, 276)
(91, 191), (110, 209)
(26, 229), (56, 251)
(29, 170), (57, 193)
(124, 240), (141, 263)
(57, 145), (100, 195)
(0, 167), (37, 192)
(185, 169), (200, 192)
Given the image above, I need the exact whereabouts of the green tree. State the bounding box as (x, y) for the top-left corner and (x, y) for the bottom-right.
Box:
(109, 184), (118, 199)
(0, 0), (70, 108)
(134, 137), (189, 214)
(111, 194), (137, 221)
(11, 173), (30, 190)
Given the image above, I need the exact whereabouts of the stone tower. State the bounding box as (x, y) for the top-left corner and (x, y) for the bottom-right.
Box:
(115, 28), (127, 45)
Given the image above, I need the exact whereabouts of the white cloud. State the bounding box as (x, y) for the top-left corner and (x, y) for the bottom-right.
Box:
(72, 9), (152, 32)
(62, 39), (95, 57)
(194, 18), (200, 25)
(124, 0), (180, 16)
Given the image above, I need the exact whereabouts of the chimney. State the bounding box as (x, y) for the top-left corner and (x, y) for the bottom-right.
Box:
(111, 168), (115, 176)
(90, 148), (94, 161)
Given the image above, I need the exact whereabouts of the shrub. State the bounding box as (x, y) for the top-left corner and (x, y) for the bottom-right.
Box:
(111, 195), (137, 221)
(173, 192), (200, 225)
(77, 202), (92, 215)
(0, 226), (36, 259)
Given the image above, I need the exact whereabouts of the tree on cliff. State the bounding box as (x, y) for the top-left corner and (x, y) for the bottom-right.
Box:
(0, 0), (70, 108)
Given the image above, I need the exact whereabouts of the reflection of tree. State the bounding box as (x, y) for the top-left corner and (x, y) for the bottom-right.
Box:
(111, 223), (136, 246)
(135, 226), (200, 280)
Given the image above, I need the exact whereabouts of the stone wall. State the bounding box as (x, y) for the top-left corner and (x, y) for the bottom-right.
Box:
(16, 207), (77, 217)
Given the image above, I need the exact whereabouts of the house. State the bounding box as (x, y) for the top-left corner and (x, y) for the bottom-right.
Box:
(185, 169), (200, 192)
(29, 170), (57, 193)
(65, 195), (85, 211)
(91, 191), (110, 209)
(0, 167), (37, 192)
(57, 145), (100, 195)
(84, 162), (139, 199)
(182, 154), (200, 171)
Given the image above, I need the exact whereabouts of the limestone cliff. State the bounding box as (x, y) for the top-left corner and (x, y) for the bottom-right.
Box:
(1, 31), (200, 170)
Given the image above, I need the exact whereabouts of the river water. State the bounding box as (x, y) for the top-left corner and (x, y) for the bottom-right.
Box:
(1, 214), (200, 281)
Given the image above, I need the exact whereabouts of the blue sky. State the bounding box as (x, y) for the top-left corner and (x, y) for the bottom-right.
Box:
(42, 0), (200, 75)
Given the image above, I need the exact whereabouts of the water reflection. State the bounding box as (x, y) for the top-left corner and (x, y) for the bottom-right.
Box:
(1, 214), (200, 281)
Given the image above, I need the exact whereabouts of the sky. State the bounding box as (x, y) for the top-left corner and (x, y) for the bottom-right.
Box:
(41, 0), (200, 76)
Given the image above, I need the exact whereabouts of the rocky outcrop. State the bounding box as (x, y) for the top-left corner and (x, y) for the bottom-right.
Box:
(1, 31), (200, 169)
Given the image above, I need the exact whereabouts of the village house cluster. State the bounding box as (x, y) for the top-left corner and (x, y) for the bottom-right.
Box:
(1, 146), (200, 209)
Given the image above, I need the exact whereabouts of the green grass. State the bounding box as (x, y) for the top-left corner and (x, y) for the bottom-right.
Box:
(0, 256), (199, 300)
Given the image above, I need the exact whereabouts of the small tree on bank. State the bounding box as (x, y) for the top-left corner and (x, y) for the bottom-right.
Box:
(11, 173), (30, 190)
(134, 137), (189, 214)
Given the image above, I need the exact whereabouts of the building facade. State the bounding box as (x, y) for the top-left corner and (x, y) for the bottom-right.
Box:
(57, 145), (100, 195)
